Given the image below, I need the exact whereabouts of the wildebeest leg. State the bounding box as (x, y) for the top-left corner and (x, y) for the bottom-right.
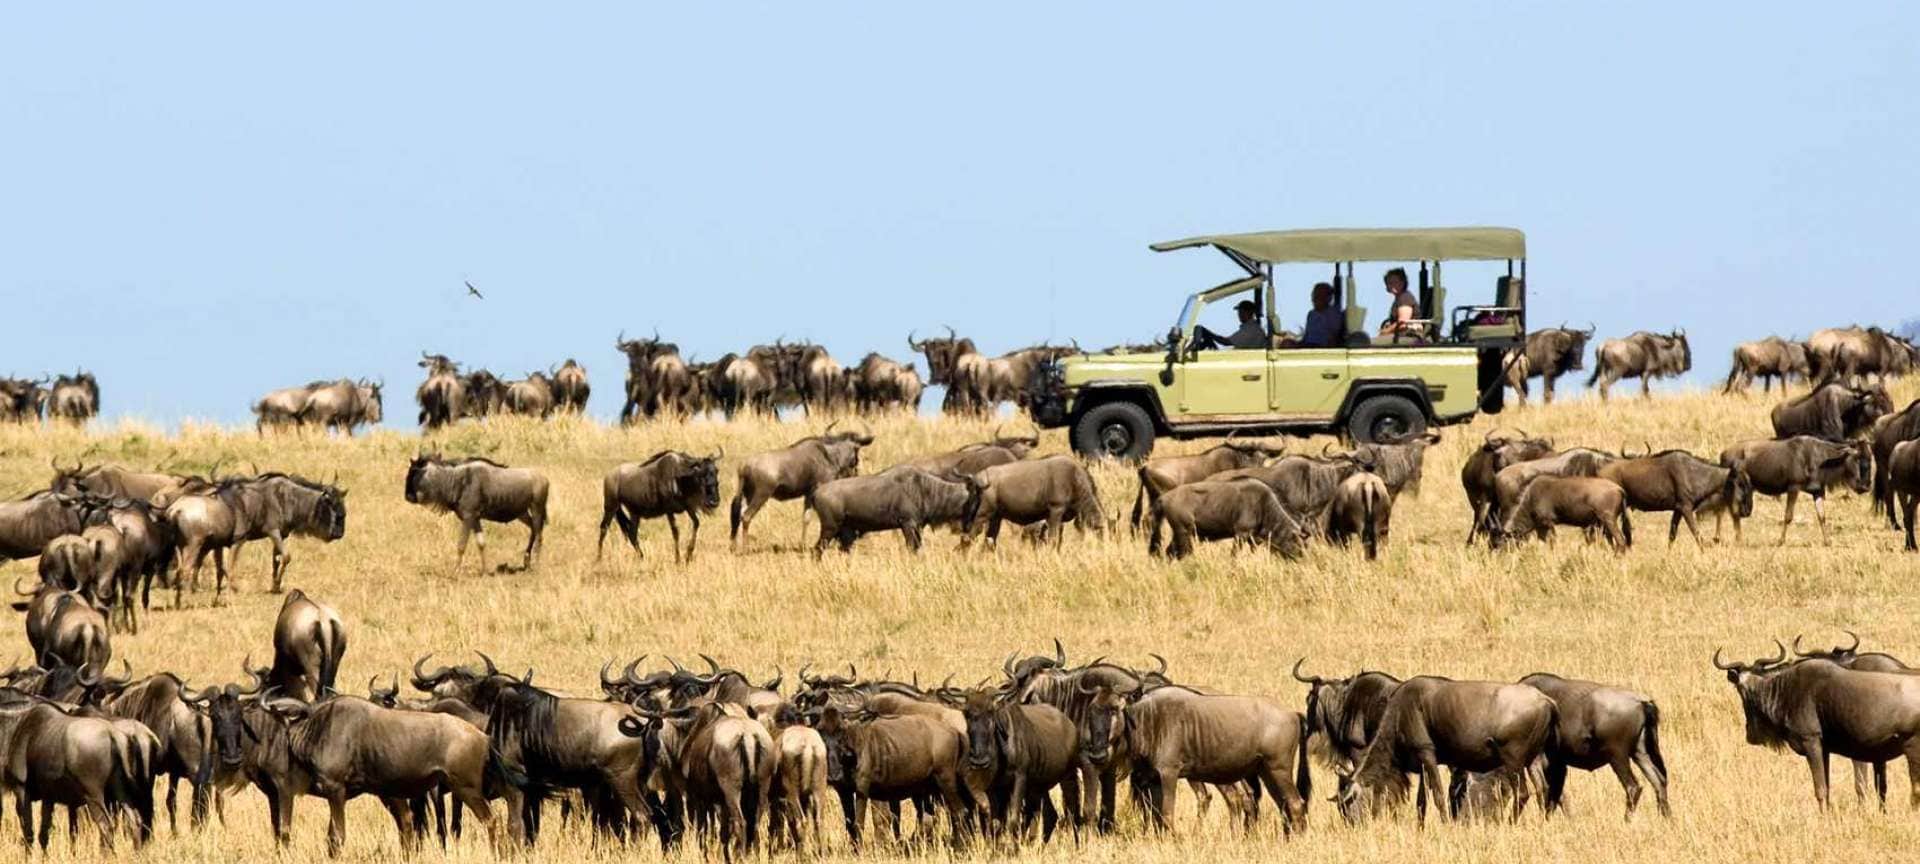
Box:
(384, 797), (414, 854)
(1058, 768), (1083, 842)
(1850, 761), (1871, 805)
(1903, 492), (1918, 551)
(524, 509), (545, 568)
(269, 532), (289, 594)
(1812, 490), (1831, 545)
(1803, 742), (1831, 809)
(684, 511), (700, 563)
(177, 542), (207, 607)
(1418, 753), (1449, 822)
(1048, 506), (1066, 551)
(1149, 763), (1178, 832)
(211, 547), (230, 604)
(1779, 490), (1799, 545)
(1097, 768), (1118, 833)
(326, 793), (349, 857)
(665, 513), (682, 564)
(453, 518), (474, 567)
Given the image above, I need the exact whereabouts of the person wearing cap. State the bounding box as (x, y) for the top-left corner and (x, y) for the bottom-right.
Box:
(1194, 299), (1268, 350)
(1376, 267), (1421, 339)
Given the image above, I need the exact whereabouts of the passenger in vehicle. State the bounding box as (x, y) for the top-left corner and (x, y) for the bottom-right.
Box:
(1194, 300), (1268, 350)
(1300, 282), (1345, 347)
(1376, 267), (1420, 339)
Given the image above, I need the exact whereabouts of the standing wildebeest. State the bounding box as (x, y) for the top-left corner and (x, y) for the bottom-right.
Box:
(1515, 672), (1669, 818)
(617, 331), (672, 422)
(597, 450), (723, 565)
(0, 490), (84, 563)
(243, 695), (508, 855)
(37, 528), (123, 612)
(480, 672), (666, 846)
(46, 371), (99, 424)
(624, 702), (773, 860)
(902, 427), (1037, 483)
(1462, 429), (1555, 545)
(1325, 471), (1390, 560)
(767, 706), (829, 850)
(1771, 382), (1892, 442)
(551, 359), (590, 413)
(254, 381), (324, 432)
(461, 369), (505, 418)
(806, 466), (977, 558)
(75, 496), (172, 632)
(300, 378), (383, 434)
(1890, 439), (1920, 551)
(1487, 446), (1618, 543)
(1725, 336), (1811, 394)
(908, 327), (978, 414)
(1146, 477), (1308, 560)
(1337, 676), (1559, 823)
(1499, 476), (1633, 551)
(962, 455), (1107, 549)
(1871, 399), (1920, 528)
(1715, 643), (1920, 809)
(1506, 325), (1594, 404)
(1291, 661), (1402, 789)
(957, 690), (1081, 842)
(1207, 449), (1372, 536)
(166, 473), (347, 602)
(792, 343), (845, 415)
(1586, 330), (1692, 400)
(1808, 325), (1918, 385)
(48, 461), (205, 509)
(415, 353), (466, 429)
(267, 589), (346, 702)
(1599, 448), (1755, 545)
(850, 353), (921, 413)
(1, 701), (153, 851)
(813, 706), (970, 849)
(1348, 431), (1441, 500)
(0, 377), (48, 422)
(729, 422), (873, 550)
(14, 586), (111, 671)
(99, 672), (217, 834)
(1714, 436), (1872, 544)
(404, 455), (549, 571)
(1789, 634), (1920, 805)
(501, 372), (555, 418)
(1099, 684), (1312, 836)
(1129, 438), (1285, 532)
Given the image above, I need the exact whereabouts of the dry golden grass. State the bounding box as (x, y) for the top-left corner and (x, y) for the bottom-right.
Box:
(3, 381), (1919, 863)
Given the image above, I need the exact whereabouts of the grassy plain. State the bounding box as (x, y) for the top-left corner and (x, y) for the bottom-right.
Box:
(2, 381), (1918, 863)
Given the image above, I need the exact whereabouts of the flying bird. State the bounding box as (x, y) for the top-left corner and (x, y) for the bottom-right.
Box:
(465, 280), (484, 300)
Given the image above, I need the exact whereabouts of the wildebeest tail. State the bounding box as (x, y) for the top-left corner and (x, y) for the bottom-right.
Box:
(312, 619), (344, 696)
(1361, 485), (1379, 561)
(1146, 500), (1167, 557)
(1293, 713), (1312, 803)
(737, 737), (762, 849)
(1129, 468), (1150, 533)
(729, 492), (746, 541)
(1584, 356), (1605, 388)
(486, 743), (530, 794)
(1619, 504), (1634, 548)
(1641, 700), (1667, 778)
(1078, 470), (1107, 533)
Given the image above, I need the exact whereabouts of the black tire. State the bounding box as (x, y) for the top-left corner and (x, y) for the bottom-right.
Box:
(1347, 394), (1427, 444)
(1072, 401), (1156, 461)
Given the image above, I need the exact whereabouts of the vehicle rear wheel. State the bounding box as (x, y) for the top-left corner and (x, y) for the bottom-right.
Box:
(1072, 401), (1155, 461)
(1347, 394), (1426, 444)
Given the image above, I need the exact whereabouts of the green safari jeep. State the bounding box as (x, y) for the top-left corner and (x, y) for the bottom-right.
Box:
(1027, 227), (1529, 459)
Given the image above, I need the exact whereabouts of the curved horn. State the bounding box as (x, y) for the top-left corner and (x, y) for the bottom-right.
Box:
(622, 656), (648, 687)
(1765, 639), (1788, 667)
(1150, 653), (1168, 676)
(104, 659), (133, 688)
(1321, 442), (1338, 458)
(699, 654), (723, 675)
(797, 662), (813, 685)
(1003, 653), (1017, 679)
(476, 651), (499, 678)
(1054, 638), (1066, 665)
(1792, 634), (1812, 657)
(236, 660), (265, 695)
(601, 660), (622, 690)
(907, 330), (924, 351)
(666, 656), (687, 674)
(1076, 677), (1103, 696)
(1712, 648), (1738, 671)
(1844, 630), (1861, 654)
(1291, 657), (1324, 685)
(411, 653), (451, 687)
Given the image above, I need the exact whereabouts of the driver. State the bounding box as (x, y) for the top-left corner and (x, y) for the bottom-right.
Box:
(1193, 300), (1268, 350)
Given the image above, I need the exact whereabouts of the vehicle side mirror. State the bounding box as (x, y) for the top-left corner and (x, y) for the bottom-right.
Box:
(1161, 328), (1182, 385)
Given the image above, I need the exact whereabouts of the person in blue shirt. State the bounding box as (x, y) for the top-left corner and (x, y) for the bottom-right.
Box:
(1301, 282), (1345, 347)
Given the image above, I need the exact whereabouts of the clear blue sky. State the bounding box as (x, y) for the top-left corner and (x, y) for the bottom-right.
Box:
(4, 4), (1914, 424)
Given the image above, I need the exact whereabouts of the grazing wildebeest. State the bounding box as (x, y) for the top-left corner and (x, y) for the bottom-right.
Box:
(1725, 336), (1811, 394)
(1715, 643), (1920, 810)
(597, 450), (723, 565)
(904, 426), (1040, 478)
(1512, 672), (1669, 818)
(254, 381), (323, 432)
(1108, 684), (1311, 835)
(551, 359), (590, 413)
(1871, 400), (1920, 529)
(1714, 436), (1872, 544)
(957, 689), (1082, 842)
(1, 701), (153, 851)
(1325, 471), (1390, 560)
(415, 353), (466, 429)
(1891, 440), (1920, 551)
(623, 702), (773, 860)
(404, 455), (549, 571)
(1499, 476), (1632, 551)
(1146, 477), (1307, 560)
(1506, 325), (1594, 404)
(962, 455), (1107, 549)
(1337, 676), (1559, 823)
(1487, 447), (1618, 543)
(0, 490), (84, 563)
(1461, 430), (1556, 545)
(813, 705), (970, 849)
(166, 473), (347, 602)
(300, 378), (384, 434)
(1129, 438), (1285, 533)
(1598, 448), (1755, 545)
(1772, 382), (1892, 442)
(45, 371), (99, 424)
(806, 466), (977, 558)
(729, 422), (873, 550)
(1586, 330), (1691, 400)
(264, 590), (347, 702)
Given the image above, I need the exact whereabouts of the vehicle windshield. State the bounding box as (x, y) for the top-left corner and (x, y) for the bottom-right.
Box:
(1175, 294), (1199, 335)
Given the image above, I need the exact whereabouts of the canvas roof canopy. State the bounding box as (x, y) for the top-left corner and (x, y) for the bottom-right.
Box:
(1151, 227), (1525, 264)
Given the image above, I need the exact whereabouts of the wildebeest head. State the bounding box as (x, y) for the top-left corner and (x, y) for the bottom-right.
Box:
(367, 674), (401, 707)
(1714, 641), (1792, 747)
(960, 688), (1006, 771)
(1001, 639), (1069, 689)
(793, 662), (860, 709)
(419, 352), (459, 375)
(987, 424), (1043, 458)
(359, 379), (385, 425)
(410, 651), (516, 707)
(906, 326), (975, 387)
(1076, 681), (1132, 765)
(814, 706), (860, 786)
(306, 476), (348, 541)
(403, 455), (443, 504)
(1723, 461), (1757, 519)
(189, 663), (265, 769)
(679, 451), (723, 512)
(1792, 631), (1861, 664)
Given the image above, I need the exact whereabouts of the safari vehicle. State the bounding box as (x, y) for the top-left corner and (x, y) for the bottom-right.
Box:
(1028, 227), (1528, 458)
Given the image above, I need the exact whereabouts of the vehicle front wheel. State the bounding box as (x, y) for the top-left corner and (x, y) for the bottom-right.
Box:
(1347, 394), (1427, 444)
(1071, 401), (1156, 461)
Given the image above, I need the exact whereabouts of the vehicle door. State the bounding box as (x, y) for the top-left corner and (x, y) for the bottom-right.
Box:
(1172, 277), (1270, 418)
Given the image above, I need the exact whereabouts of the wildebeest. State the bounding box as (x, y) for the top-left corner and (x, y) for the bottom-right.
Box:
(1871, 400), (1920, 529)
(1715, 643), (1920, 809)
(1348, 431), (1440, 500)
(1506, 325), (1594, 404)
(1788, 633), (1919, 804)
(1337, 676), (1558, 823)
(300, 378), (384, 434)
(1890, 440), (1920, 551)
(1513, 672), (1668, 818)
(0, 376), (48, 422)
(254, 381), (325, 432)
(1129, 438), (1285, 533)
(38, 528), (124, 614)
(415, 353), (466, 429)
(957, 689), (1081, 842)
(962, 456), (1106, 549)
(850, 353), (922, 414)
(1771, 382), (1892, 441)
(1598, 448), (1755, 545)
(807, 466), (977, 558)
(75, 496), (172, 632)
(624, 702), (773, 860)
(0, 490), (84, 563)
(767, 707), (829, 850)
(617, 331), (680, 422)
(501, 372), (555, 418)
(461, 369), (505, 418)
(1808, 325), (1919, 385)
(14, 584), (111, 671)
(48, 461), (204, 509)
(1586, 330), (1692, 400)
(1714, 436), (1872, 544)
(265, 589), (347, 702)
(1461, 429), (1556, 545)
(46, 371), (99, 424)
(551, 359), (590, 413)
(729, 422), (873, 550)
(903, 426), (1039, 478)
(98, 672), (217, 833)
(1, 700), (154, 850)
(710, 345), (790, 419)
(813, 705), (970, 849)
(1291, 661), (1402, 786)
(165, 473), (348, 602)
(1487, 446), (1618, 542)
(404, 455), (549, 571)
(1325, 471), (1390, 560)
(1107, 684), (1311, 835)
(909, 327), (980, 414)
(597, 450), (723, 565)
(1146, 477), (1307, 559)
(1725, 336), (1811, 394)
(1499, 476), (1632, 550)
